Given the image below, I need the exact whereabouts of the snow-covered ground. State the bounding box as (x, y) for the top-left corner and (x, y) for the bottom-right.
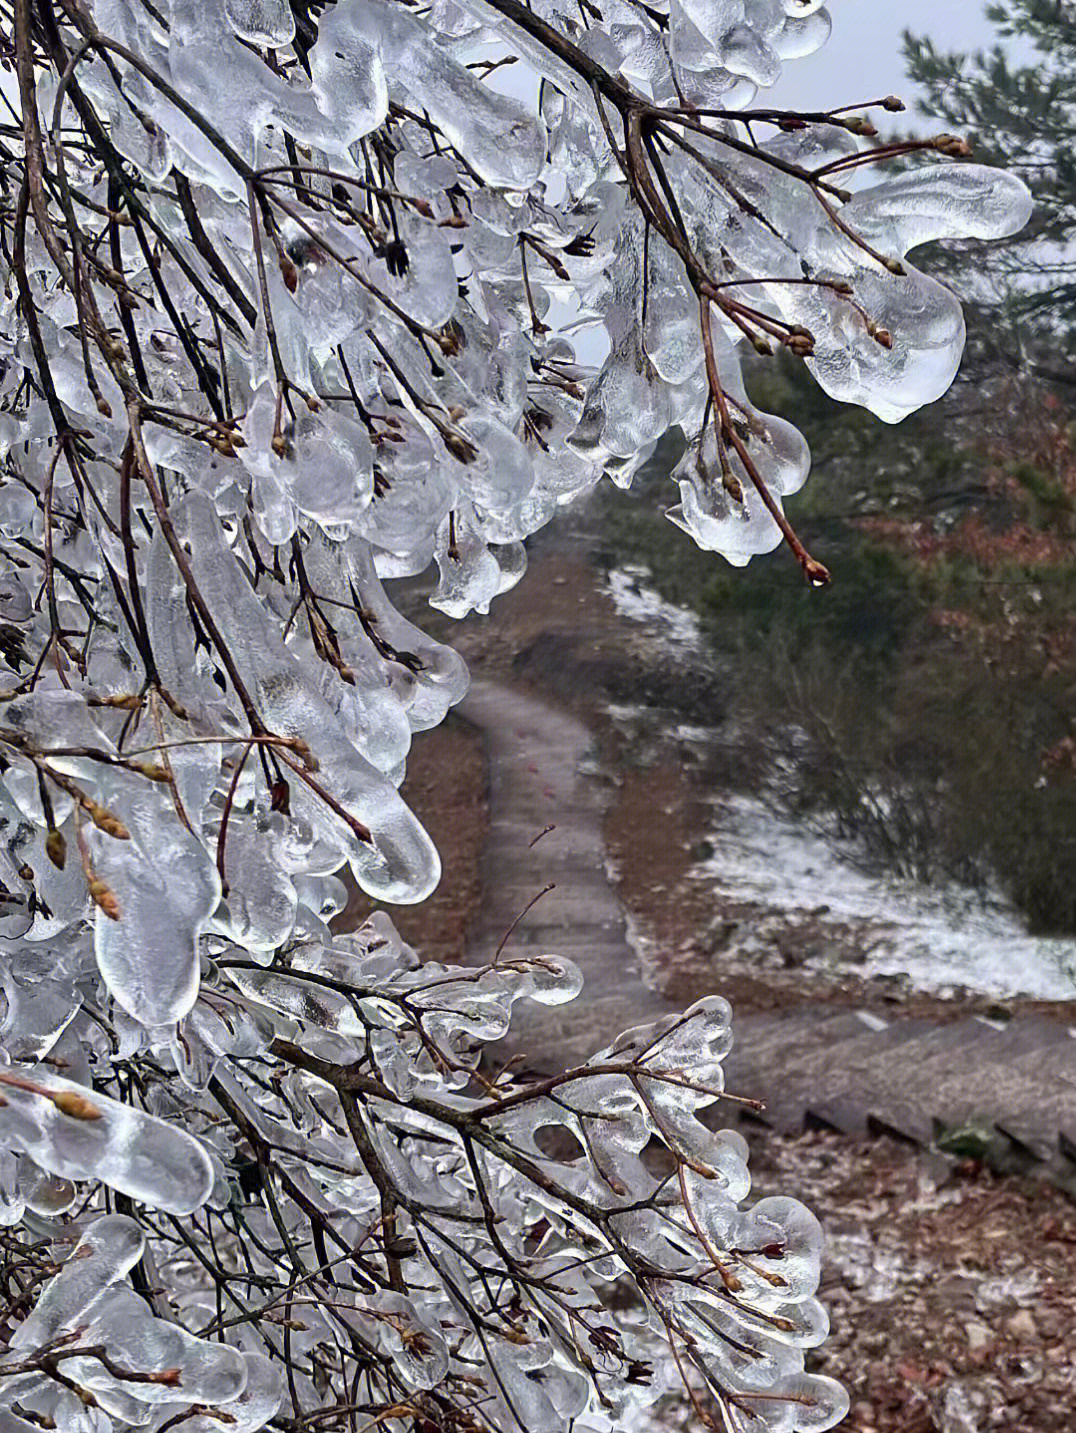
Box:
(603, 564), (1076, 1003)
(695, 793), (1076, 1001)
(604, 566), (703, 652)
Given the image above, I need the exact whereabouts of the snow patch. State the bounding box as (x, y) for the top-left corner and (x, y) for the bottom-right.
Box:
(694, 794), (1076, 1000)
(605, 565), (703, 652)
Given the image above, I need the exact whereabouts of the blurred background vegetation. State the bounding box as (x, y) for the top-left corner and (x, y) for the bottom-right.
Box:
(588, 1), (1076, 933)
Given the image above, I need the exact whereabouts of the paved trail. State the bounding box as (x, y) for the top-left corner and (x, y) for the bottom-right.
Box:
(460, 677), (1076, 1188)
(459, 679), (673, 1069)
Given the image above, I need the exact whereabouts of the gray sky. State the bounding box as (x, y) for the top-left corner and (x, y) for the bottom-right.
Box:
(769, 1), (1001, 118)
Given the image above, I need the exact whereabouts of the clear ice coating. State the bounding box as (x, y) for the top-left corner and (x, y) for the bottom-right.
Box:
(0, 1071), (214, 1214)
(2, 1214), (275, 1427)
(0, 0), (1029, 1429)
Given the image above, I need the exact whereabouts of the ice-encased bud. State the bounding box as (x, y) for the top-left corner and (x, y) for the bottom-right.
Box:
(0, 1070), (213, 1213)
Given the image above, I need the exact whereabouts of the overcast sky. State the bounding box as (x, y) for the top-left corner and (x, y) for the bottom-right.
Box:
(769, 0), (1004, 118)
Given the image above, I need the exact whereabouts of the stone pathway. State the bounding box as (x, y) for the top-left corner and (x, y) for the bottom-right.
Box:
(459, 678), (673, 1069)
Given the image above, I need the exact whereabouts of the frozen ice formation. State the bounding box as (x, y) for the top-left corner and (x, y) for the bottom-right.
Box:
(0, 0), (1029, 1429)
(1, 1214), (279, 1429)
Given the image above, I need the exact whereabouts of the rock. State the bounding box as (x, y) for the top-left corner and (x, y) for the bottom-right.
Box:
(934, 1377), (994, 1433)
(922, 1151), (959, 1189)
(964, 1320), (992, 1353)
(704, 916), (738, 951)
(1005, 1308), (1039, 1343)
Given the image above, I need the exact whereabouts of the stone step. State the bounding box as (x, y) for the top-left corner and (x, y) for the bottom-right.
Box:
(774, 1019), (937, 1135)
(780, 1015), (936, 1082)
(992, 1118), (1056, 1166)
(983, 1033), (1076, 1157)
(832, 1018), (1065, 1141)
(727, 1012), (886, 1129)
(754, 1017), (1073, 1147)
(726, 1009), (878, 1083)
(803, 1095), (874, 1137)
(746, 1017), (948, 1133)
(840, 1023), (1005, 1117)
(494, 988), (672, 1074)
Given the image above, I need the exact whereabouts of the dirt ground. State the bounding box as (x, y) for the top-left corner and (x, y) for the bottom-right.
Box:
(346, 536), (1076, 1431)
(334, 715), (488, 965)
(752, 1128), (1076, 1433)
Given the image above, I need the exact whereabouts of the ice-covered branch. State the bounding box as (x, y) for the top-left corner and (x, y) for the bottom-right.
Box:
(0, 0), (1032, 1429)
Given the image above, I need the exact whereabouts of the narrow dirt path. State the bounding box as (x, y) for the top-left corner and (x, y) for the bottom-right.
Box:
(459, 678), (675, 1070)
